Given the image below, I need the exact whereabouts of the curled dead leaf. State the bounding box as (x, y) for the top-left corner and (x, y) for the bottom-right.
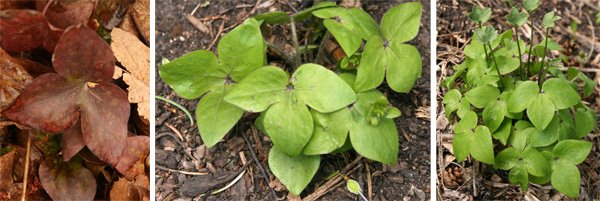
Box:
(0, 48), (33, 112)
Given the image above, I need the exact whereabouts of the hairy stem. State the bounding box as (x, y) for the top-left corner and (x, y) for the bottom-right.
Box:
(291, 17), (301, 69)
(487, 43), (504, 88)
(537, 28), (550, 88)
(514, 26), (525, 80)
(525, 11), (535, 77)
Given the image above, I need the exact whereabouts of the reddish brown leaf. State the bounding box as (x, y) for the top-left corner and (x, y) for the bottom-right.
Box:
(62, 120), (85, 161)
(35, 0), (94, 30)
(2, 25), (130, 167)
(0, 48), (33, 112)
(39, 159), (96, 201)
(115, 136), (149, 180)
(0, 9), (61, 53)
(0, 150), (17, 190)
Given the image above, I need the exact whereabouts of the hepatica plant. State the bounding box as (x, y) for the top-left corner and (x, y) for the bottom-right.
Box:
(159, 2), (422, 196)
(442, 0), (597, 197)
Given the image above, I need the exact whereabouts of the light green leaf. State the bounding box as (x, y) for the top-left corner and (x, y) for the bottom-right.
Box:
(529, 115), (559, 147)
(224, 66), (287, 112)
(482, 98), (506, 132)
(455, 111), (477, 134)
(542, 11), (561, 29)
(474, 25), (498, 44)
(505, 7), (528, 26)
(464, 42), (486, 60)
(494, 55), (520, 75)
(465, 84), (499, 108)
(218, 18), (265, 81)
(522, 148), (549, 177)
(493, 119), (512, 145)
(384, 107), (401, 119)
(269, 147), (320, 196)
(528, 93), (554, 130)
(542, 78), (580, 109)
(575, 108), (595, 139)
(303, 108), (351, 155)
(507, 81), (539, 112)
(254, 2), (337, 24)
(322, 19), (362, 55)
(159, 50), (225, 99)
(529, 151), (554, 184)
(350, 117), (398, 166)
(453, 130), (473, 162)
(293, 64), (357, 112)
(494, 147), (520, 170)
(381, 2), (422, 43)
(553, 140), (592, 165)
(263, 92), (313, 156)
(457, 97), (471, 118)
(471, 126), (495, 164)
(443, 89), (462, 118)
(551, 160), (580, 198)
(346, 179), (361, 195)
(468, 5), (491, 23)
(523, 0), (539, 11)
(355, 35), (421, 93)
(196, 85), (244, 148)
(509, 162), (528, 192)
(313, 7), (380, 40)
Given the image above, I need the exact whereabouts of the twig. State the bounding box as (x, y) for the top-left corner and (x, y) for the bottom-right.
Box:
(291, 17), (301, 69)
(194, 161), (254, 198)
(366, 163), (372, 201)
(315, 31), (331, 64)
(21, 136), (31, 201)
(156, 165), (209, 175)
(283, 0), (299, 13)
(240, 131), (278, 200)
(155, 95), (194, 126)
(207, 21), (225, 51)
(303, 156), (363, 201)
(266, 41), (296, 67)
(190, 0), (203, 16)
(164, 122), (184, 142)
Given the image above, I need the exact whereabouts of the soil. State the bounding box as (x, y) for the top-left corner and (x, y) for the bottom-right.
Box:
(436, 0), (600, 200)
(155, 0), (431, 200)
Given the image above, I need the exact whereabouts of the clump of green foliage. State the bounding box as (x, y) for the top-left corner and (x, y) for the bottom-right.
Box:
(442, 0), (597, 198)
(159, 2), (422, 196)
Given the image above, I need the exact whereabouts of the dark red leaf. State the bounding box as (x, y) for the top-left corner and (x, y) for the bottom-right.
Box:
(62, 120), (85, 161)
(39, 159), (96, 201)
(115, 136), (149, 180)
(35, 0), (94, 30)
(0, 9), (61, 53)
(2, 25), (130, 167)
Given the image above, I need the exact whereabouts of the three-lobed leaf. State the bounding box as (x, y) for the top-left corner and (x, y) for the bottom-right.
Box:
(468, 5), (491, 24)
(523, 0), (539, 11)
(542, 11), (561, 29)
(505, 7), (528, 27)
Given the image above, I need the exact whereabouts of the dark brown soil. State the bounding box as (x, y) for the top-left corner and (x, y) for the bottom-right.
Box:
(436, 0), (600, 200)
(155, 0), (431, 200)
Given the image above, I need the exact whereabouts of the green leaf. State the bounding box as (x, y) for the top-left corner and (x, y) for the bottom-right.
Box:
(553, 140), (592, 165)
(350, 115), (398, 166)
(196, 85), (244, 148)
(505, 7), (528, 26)
(507, 81), (539, 112)
(346, 179), (362, 195)
(471, 126), (495, 164)
(493, 119), (512, 145)
(303, 108), (351, 155)
(468, 5), (491, 23)
(442, 63), (468, 88)
(321, 19), (362, 55)
(529, 151), (555, 184)
(313, 7), (380, 55)
(158, 50), (224, 99)
(509, 162), (529, 192)
(384, 107), (401, 118)
(494, 55), (520, 75)
(443, 89), (462, 118)
(482, 98), (506, 132)
(223, 66), (287, 112)
(542, 78), (580, 109)
(474, 25), (498, 44)
(455, 111), (477, 134)
(523, 0), (539, 11)
(578, 72), (598, 98)
(575, 108), (595, 139)
(457, 97), (471, 118)
(217, 19), (265, 81)
(529, 115), (559, 147)
(269, 147), (320, 195)
(494, 147), (520, 170)
(253, 11), (290, 24)
(355, 35), (421, 92)
(263, 92), (313, 156)
(527, 93), (554, 130)
(464, 42), (486, 60)
(522, 148), (549, 177)
(542, 11), (561, 29)
(465, 84), (499, 108)
(381, 2), (422, 43)
(551, 160), (580, 198)
(453, 130), (473, 162)
(510, 127), (534, 152)
(293, 64), (357, 112)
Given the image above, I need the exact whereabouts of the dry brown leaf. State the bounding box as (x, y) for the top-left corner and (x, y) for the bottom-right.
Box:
(0, 48), (33, 112)
(119, 12), (140, 38)
(110, 28), (149, 121)
(130, 0), (150, 43)
(113, 66), (124, 79)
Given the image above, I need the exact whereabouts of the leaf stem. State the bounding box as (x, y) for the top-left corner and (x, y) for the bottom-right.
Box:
(487, 43), (504, 88)
(155, 95), (194, 126)
(525, 11), (535, 78)
(513, 27), (525, 80)
(537, 28), (550, 88)
(291, 17), (301, 69)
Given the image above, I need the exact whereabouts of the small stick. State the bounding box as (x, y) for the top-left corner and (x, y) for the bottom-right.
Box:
(266, 41), (296, 67)
(283, 0), (299, 13)
(21, 136), (31, 201)
(207, 21), (226, 51)
(240, 131), (278, 200)
(156, 165), (209, 175)
(366, 163), (372, 201)
(291, 17), (301, 69)
(164, 122), (184, 142)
